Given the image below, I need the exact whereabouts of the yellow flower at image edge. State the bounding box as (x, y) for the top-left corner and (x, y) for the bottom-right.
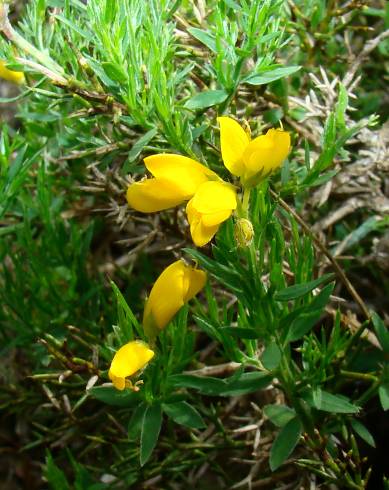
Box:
(0, 61), (25, 85)
(143, 259), (207, 338)
(218, 116), (291, 184)
(109, 340), (154, 391)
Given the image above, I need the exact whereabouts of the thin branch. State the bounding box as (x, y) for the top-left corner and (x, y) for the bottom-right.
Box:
(270, 189), (371, 321)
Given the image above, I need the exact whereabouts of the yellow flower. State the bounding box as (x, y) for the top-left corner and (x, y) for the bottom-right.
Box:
(127, 153), (236, 246)
(218, 116), (290, 184)
(0, 60), (25, 85)
(126, 154), (218, 212)
(186, 181), (237, 247)
(143, 259), (206, 338)
(109, 340), (154, 391)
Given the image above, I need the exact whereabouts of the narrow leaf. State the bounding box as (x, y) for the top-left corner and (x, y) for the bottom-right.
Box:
(185, 89), (229, 110)
(269, 417), (302, 471)
(274, 274), (334, 301)
(379, 384), (389, 411)
(350, 419), (376, 447)
(140, 403), (162, 466)
(245, 66), (301, 86)
(264, 404), (296, 427)
(163, 401), (205, 429)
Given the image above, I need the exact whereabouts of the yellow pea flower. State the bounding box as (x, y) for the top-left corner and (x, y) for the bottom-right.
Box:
(126, 154), (218, 212)
(186, 181), (237, 247)
(143, 259), (206, 338)
(218, 116), (291, 184)
(109, 340), (154, 391)
(127, 153), (236, 246)
(0, 60), (25, 85)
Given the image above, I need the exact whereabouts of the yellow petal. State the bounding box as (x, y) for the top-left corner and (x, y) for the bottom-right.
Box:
(218, 116), (250, 177)
(189, 181), (237, 214)
(143, 260), (186, 330)
(143, 259), (206, 332)
(183, 266), (207, 302)
(144, 154), (218, 196)
(242, 129), (290, 178)
(201, 209), (233, 227)
(186, 197), (228, 247)
(108, 370), (126, 391)
(0, 61), (25, 85)
(109, 340), (154, 379)
(126, 178), (188, 212)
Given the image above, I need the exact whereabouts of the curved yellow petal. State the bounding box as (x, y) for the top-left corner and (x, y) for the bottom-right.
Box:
(201, 209), (233, 227)
(143, 259), (206, 333)
(218, 116), (250, 177)
(186, 200), (220, 247)
(108, 370), (126, 391)
(143, 260), (186, 331)
(109, 341), (154, 382)
(189, 181), (237, 214)
(183, 266), (207, 302)
(242, 129), (290, 178)
(126, 178), (188, 212)
(144, 154), (218, 196)
(0, 61), (25, 85)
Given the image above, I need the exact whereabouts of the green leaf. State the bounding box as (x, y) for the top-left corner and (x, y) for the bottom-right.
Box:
(187, 27), (217, 53)
(185, 89), (229, 110)
(169, 374), (227, 395)
(221, 327), (260, 339)
(350, 419), (376, 447)
(372, 313), (389, 353)
(44, 452), (70, 490)
(306, 389), (360, 414)
(89, 386), (140, 407)
(127, 128), (158, 162)
(335, 83), (348, 130)
(264, 404), (296, 427)
(140, 403), (162, 466)
(379, 384), (389, 411)
(163, 401), (205, 429)
(169, 371), (272, 397)
(102, 62), (128, 83)
(269, 417), (302, 471)
(274, 274), (334, 301)
(286, 283), (334, 342)
(222, 372), (273, 396)
(261, 342), (281, 370)
(128, 402), (147, 439)
(245, 66), (301, 86)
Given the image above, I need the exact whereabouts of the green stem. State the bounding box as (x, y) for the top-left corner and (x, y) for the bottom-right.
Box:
(340, 370), (378, 383)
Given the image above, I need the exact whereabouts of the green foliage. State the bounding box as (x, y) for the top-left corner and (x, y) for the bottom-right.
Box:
(1, 0), (388, 488)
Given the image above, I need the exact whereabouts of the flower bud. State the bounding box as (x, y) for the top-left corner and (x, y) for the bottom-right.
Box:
(234, 218), (254, 247)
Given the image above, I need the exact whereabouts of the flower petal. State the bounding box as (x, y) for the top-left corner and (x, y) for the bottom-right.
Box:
(0, 61), (25, 85)
(183, 266), (207, 302)
(144, 154), (217, 196)
(186, 198), (223, 247)
(242, 129), (290, 178)
(126, 178), (188, 212)
(189, 181), (237, 214)
(108, 370), (126, 391)
(218, 116), (250, 177)
(109, 341), (154, 379)
(143, 260), (186, 330)
(143, 259), (207, 333)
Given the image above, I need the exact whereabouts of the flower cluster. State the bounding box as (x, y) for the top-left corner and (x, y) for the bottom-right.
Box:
(109, 117), (290, 391)
(127, 117), (290, 246)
